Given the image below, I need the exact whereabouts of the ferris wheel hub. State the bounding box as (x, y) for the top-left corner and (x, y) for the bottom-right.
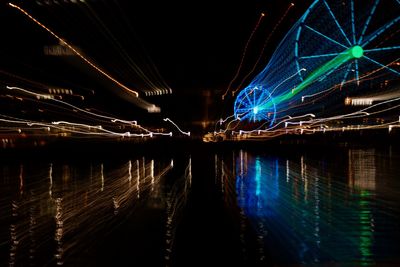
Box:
(253, 106), (259, 114)
(350, 45), (364, 59)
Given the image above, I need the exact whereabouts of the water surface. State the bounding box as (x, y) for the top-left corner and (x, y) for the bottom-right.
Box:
(0, 145), (399, 266)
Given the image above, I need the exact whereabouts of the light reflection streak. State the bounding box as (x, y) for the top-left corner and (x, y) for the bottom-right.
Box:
(142, 157), (146, 183)
(150, 159), (154, 191)
(348, 149), (376, 191)
(188, 157), (192, 186)
(1, 158), (173, 266)
(286, 159), (289, 183)
(136, 160), (140, 199)
(100, 163), (104, 192)
(128, 160), (132, 184)
(19, 165), (23, 195)
(221, 159), (225, 194)
(164, 157), (192, 266)
(49, 163), (53, 198)
(28, 206), (36, 263)
(217, 152), (268, 263)
(214, 154), (218, 185)
(54, 198), (64, 265)
(9, 202), (18, 267)
(213, 149), (396, 265)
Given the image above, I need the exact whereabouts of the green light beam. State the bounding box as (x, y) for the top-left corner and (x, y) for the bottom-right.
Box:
(258, 46), (364, 111)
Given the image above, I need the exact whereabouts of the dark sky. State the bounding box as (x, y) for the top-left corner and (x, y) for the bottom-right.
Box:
(126, 0), (313, 90)
(0, 0), (314, 125)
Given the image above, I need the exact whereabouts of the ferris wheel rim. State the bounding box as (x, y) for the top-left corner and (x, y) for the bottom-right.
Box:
(234, 86), (277, 125)
(294, 0), (400, 84)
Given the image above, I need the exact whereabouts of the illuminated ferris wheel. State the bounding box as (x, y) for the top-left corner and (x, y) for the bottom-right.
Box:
(295, 0), (400, 87)
(235, 0), (400, 124)
(234, 86), (276, 125)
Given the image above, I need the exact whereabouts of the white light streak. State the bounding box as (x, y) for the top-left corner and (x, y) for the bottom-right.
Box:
(163, 118), (190, 136)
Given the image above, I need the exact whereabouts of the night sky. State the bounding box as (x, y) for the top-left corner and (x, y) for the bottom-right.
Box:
(0, 0), (314, 128)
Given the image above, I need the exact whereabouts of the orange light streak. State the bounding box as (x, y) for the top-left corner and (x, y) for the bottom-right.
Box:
(233, 3), (295, 96)
(8, 2), (139, 97)
(222, 12), (266, 100)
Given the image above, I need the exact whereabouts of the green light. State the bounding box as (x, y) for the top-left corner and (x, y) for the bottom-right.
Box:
(253, 106), (259, 114)
(351, 45), (364, 58)
(258, 45), (366, 112)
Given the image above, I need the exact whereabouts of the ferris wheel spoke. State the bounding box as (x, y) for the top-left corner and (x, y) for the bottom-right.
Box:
(256, 91), (267, 106)
(340, 62), (353, 88)
(304, 25), (348, 49)
(299, 52), (341, 59)
(261, 114), (270, 121)
(237, 100), (248, 110)
(358, 0), (380, 44)
(362, 16), (400, 47)
(236, 108), (250, 114)
(350, 0), (357, 44)
(322, 0), (352, 46)
(364, 55), (400, 76)
(355, 59), (360, 85)
(240, 112), (252, 121)
(235, 103), (247, 110)
(253, 90), (256, 107)
(364, 45), (400, 52)
(244, 92), (253, 106)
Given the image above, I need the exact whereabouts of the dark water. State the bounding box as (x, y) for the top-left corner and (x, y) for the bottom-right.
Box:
(1, 145), (400, 266)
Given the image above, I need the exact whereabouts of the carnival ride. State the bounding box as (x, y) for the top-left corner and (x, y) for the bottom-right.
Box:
(233, 0), (400, 131)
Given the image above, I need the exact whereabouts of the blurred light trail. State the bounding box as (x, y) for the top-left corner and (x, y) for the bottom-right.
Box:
(163, 118), (190, 136)
(8, 2), (139, 97)
(6, 86), (138, 126)
(219, 114), (236, 125)
(0, 115), (172, 138)
(270, 68), (306, 95)
(232, 3), (295, 96)
(211, 95), (400, 142)
(222, 12), (266, 100)
(31, 0), (172, 99)
(234, 97), (400, 139)
(81, 0), (172, 95)
(2, 86), (174, 138)
(214, 114), (236, 133)
(84, 2), (172, 95)
(345, 89), (400, 106)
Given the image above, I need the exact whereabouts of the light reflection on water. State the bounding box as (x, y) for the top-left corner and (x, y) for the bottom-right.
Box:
(1, 147), (400, 266)
(217, 148), (400, 266)
(0, 157), (181, 266)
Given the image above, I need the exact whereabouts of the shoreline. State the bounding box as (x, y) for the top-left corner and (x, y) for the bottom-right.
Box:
(1, 129), (399, 161)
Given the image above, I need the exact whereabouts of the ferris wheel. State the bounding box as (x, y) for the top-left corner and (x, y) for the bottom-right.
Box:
(294, 0), (400, 88)
(235, 0), (400, 124)
(234, 86), (276, 125)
